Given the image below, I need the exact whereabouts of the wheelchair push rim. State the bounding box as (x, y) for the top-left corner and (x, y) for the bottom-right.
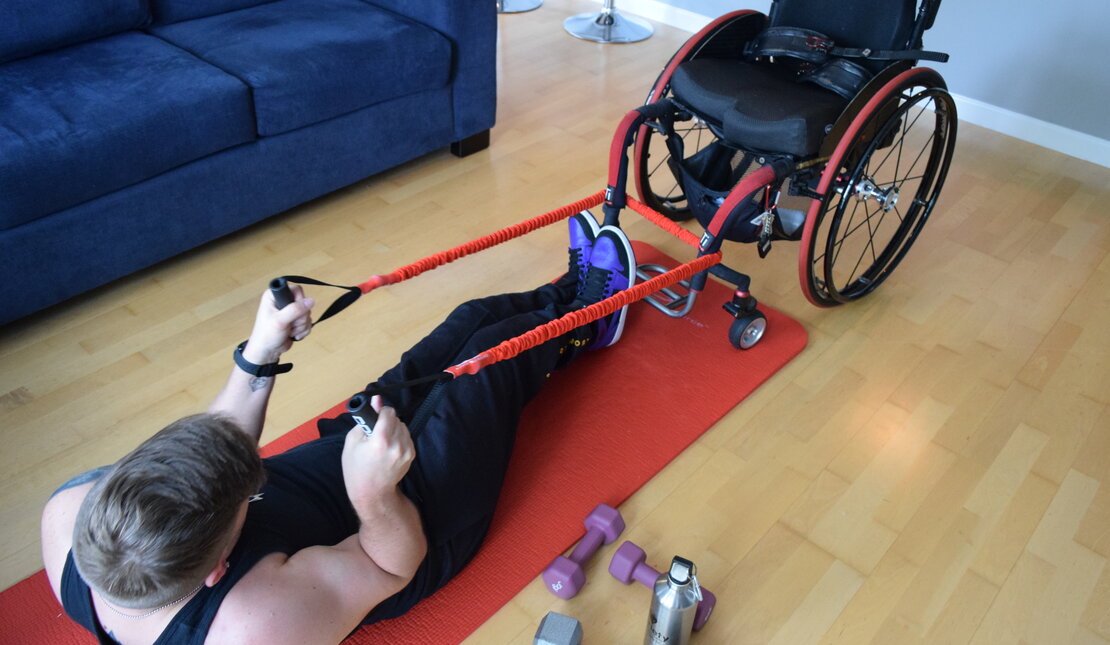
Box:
(799, 68), (957, 307)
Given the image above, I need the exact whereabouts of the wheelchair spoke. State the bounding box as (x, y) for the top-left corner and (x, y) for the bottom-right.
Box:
(894, 101), (926, 176)
(646, 149), (668, 177)
(831, 198), (865, 265)
(833, 199), (890, 270)
(850, 214), (879, 285)
(892, 129), (936, 186)
(874, 105), (928, 180)
(845, 204), (875, 283)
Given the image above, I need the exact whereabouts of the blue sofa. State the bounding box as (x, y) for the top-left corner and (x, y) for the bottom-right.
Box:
(0, 0), (496, 325)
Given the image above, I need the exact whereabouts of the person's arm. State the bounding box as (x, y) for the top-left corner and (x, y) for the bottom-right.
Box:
(208, 287), (314, 443)
(209, 398), (428, 645)
(341, 399), (427, 580)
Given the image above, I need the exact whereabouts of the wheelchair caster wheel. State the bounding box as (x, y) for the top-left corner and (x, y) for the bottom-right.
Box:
(728, 312), (766, 350)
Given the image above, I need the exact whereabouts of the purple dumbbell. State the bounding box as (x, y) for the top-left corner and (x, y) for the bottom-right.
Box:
(608, 541), (717, 631)
(542, 504), (625, 599)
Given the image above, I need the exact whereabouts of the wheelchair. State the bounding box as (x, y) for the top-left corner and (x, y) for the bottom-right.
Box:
(278, 2), (958, 354)
(609, 0), (957, 346)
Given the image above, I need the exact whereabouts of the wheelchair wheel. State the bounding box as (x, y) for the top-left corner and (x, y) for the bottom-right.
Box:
(728, 311), (766, 350)
(799, 68), (957, 307)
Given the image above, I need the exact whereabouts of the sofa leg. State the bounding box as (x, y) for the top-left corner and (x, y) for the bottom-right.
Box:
(450, 130), (491, 157)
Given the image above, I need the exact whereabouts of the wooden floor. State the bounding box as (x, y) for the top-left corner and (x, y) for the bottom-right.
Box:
(3, 3), (1109, 643)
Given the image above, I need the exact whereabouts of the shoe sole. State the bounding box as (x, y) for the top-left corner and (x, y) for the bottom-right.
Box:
(575, 210), (602, 238)
(597, 225), (637, 347)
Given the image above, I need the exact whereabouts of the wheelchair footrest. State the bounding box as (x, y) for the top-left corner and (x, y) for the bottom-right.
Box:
(637, 263), (699, 318)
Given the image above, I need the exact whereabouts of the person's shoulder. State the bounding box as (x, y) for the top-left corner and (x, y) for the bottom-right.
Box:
(41, 479), (98, 602)
(204, 553), (298, 645)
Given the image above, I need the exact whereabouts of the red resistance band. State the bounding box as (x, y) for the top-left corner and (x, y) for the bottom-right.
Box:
(275, 189), (721, 389)
(358, 191), (608, 294)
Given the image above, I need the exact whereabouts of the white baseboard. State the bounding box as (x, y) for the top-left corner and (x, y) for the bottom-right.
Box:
(949, 94), (1109, 168)
(604, 0), (1110, 168)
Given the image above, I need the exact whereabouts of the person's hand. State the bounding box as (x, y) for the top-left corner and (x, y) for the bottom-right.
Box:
(341, 396), (415, 513)
(243, 285), (315, 363)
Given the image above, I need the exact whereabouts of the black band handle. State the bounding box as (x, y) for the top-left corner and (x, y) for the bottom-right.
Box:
(346, 392), (379, 434)
(270, 277), (295, 309)
(344, 371), (453, 432)
(247, 274), (363, 362)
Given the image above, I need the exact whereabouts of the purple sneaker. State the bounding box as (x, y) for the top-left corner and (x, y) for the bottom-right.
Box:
(577, 225), (636, 349)
(569, 211), (601, 291)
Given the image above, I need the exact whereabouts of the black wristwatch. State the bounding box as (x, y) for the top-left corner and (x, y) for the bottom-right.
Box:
(233, 341), (293, 377)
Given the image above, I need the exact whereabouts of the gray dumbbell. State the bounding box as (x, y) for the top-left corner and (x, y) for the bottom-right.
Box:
(534, 611), (582, 645)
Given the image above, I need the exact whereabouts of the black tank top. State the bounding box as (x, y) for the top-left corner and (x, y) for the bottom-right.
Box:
(59, 430), (449, 645)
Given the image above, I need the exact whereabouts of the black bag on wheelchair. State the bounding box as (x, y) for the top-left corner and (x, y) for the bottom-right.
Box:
(675, 141), (764, 243)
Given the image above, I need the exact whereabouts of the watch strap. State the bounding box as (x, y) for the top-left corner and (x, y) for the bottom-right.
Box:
(234, 341), (293, 377)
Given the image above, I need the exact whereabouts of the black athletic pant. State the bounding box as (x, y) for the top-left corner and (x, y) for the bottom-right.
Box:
(320, 276), (590, 609)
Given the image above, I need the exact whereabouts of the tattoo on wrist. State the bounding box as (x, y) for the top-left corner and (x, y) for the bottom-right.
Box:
(249, 376), (271, 392)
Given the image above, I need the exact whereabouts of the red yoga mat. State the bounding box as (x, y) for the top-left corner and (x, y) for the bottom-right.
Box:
(0, 242), (807, 644)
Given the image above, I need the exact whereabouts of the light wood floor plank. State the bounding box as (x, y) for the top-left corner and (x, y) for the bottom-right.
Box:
(1, 2), (1108, 643)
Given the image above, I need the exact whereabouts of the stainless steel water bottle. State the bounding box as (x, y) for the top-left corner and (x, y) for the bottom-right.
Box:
(643, 555), (703, 645)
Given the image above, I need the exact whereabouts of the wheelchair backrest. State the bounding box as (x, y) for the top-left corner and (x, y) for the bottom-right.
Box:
(768, 0), (923, 69)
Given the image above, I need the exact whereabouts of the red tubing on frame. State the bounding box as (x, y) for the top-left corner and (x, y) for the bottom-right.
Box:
(626, 195), (702, 248)
(445, 250), (723, 377)
(707, 165), (778, 239)
(357, 190), (607, 294)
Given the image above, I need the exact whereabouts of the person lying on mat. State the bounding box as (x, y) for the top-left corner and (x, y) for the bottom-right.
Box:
(40, 213), (635, 645)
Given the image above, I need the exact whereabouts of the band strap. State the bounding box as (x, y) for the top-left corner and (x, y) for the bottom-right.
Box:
(277, 275), (363, 326)
(233, 341), (293, 377)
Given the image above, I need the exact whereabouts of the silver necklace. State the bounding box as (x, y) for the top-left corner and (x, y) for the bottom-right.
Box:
(99, 583), (204, 620)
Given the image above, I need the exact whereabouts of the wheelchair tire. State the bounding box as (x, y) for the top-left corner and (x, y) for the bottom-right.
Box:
(728, 311), (767, 350)
(799, 68), (957, 307)
(633, 10), (766, 222)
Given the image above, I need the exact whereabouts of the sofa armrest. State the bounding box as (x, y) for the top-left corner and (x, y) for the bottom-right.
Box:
(361, 0), (496, 142)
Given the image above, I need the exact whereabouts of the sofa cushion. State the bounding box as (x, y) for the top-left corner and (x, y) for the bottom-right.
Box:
(0, 0), (150, 63)
(151, 0), (452, 136)
(150, 0), (276, 25)
(0, 32), (256, 231)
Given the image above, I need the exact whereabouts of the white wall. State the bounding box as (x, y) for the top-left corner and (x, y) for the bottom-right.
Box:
(610, 0), (1110, 166)
(928, 0), (1108, 141)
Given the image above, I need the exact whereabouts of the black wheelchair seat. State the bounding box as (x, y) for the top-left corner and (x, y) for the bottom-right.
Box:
(670, 58), (849, 158)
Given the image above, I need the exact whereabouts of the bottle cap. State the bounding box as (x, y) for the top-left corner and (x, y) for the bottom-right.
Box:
(668, 556), (694, 585)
